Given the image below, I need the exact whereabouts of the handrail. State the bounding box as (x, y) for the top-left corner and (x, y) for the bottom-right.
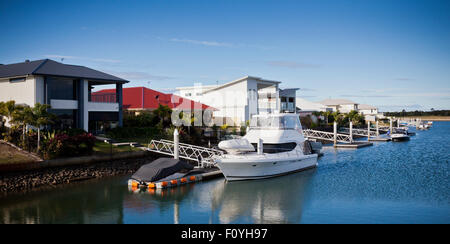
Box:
(147, 139), (223, 167)
(303, 129), (352, 143)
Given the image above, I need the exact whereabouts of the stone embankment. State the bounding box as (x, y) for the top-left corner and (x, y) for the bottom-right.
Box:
(0, 154), (157, 195)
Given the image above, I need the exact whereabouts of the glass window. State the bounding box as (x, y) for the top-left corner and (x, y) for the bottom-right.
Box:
(49, 109), (77, 130)
(250, 116), (301, 129)
(280, 116), (300, 129)
(47, 77), (77, 100)
(10, 77), (26, 83)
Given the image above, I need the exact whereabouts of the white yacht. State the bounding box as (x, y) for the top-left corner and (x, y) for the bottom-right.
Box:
(214, 113), (318, 181)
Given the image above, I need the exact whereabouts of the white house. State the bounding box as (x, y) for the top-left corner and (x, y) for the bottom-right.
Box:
(358, 104), (378, 115)
(0, 59), (128, 133)
(176, 76), (298, 126)
(296, 98), (331, 112)
(319, 99), (359, 113)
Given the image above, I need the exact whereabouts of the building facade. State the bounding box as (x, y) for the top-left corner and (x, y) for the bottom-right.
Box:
(92, 86), (215, 113)
(0, 59), (128, 133)
(176, 76), (298, 126)
(319, 99), (359, 113)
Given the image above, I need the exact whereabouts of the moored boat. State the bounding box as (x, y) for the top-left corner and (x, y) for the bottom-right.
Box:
(390, 128), (410, 142)
(214, 113), (318, 181)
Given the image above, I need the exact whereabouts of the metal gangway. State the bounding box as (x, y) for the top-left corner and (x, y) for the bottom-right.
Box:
(303, 129), (352, 144)
(339, 128), (378, 137)
(146, 139), (223, 168)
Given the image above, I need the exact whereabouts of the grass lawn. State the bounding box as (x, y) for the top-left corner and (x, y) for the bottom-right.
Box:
(0, 143), (38, 165)
(92, 141), (142, 155)
(110, 136), (155, 146)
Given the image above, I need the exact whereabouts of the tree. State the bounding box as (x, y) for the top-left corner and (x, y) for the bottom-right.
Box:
(29, 103), (54, 152)
(11, 105), (33, 144)
(0, 101), (17, 136)
(153, 104), (172, 128)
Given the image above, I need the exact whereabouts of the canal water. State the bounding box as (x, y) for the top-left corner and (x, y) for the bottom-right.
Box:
(1, 122), (449, 224)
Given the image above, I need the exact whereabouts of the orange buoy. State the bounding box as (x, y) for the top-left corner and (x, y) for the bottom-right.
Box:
(189, 176), (196, 181)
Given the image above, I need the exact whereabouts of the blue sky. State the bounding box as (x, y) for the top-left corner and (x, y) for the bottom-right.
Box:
(1, 0), (449, 111)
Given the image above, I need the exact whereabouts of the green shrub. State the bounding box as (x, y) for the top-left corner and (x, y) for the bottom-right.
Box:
(41, 132), (96, 159)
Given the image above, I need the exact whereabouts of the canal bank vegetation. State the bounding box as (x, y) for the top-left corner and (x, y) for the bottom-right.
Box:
(0, 100), (109, 162)
(384, 109), (450, 117)
(106, 105), (215, 146)
(300, 110), (366, 130)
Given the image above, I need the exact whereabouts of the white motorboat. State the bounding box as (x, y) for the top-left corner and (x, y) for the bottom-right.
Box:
(390, 128), (410, 142)
(214, 113), (318, 181)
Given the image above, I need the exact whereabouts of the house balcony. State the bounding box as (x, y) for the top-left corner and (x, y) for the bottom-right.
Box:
(87, 102), (119, 112)
(88, 93), (119, 112)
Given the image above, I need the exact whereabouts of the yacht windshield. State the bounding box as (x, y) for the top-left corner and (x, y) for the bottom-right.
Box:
(250, 116), (301, 130)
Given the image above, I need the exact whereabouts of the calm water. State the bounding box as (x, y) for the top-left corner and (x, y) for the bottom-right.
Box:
(1, 122), (449, 224)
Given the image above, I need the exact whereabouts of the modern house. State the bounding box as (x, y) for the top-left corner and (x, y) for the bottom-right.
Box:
(319, 99), (359, 113)
(358, 104), (378, 115)
(296, 97), (331, 116)
(92, 87), (215, 114)
(176, 76), (298, 126)
(0, 59), (128, 133)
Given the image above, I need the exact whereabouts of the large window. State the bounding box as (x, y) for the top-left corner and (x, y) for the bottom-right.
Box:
(47, 77), (77, 100)
(49, 109), (77, 130)
(250, 115), (301, 130)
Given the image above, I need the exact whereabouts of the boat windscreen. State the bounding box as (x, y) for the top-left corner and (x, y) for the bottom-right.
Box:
(250, 116), (302, 130)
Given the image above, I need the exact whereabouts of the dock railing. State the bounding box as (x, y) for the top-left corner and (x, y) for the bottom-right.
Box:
(146, 139), (223, 168)
(339, 128), (378, 137)
(303, 129), (352, 144)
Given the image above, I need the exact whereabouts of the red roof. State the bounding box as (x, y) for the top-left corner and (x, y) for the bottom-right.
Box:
(92, 87), (215, 111)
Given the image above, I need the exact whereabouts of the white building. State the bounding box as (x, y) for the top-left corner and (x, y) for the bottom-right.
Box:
(176, 76), (298, 126)
(0, 59), (128, 133)
(358, 104), (378, 115)
(296, 98), (331, 112)
(319, 99), (359, 113)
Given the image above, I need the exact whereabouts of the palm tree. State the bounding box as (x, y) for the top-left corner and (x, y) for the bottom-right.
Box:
(153, 104), (172, 127)
(29, 103), (54, 152)
(0, 101), (17, 136)
(11, 105), (33, 144)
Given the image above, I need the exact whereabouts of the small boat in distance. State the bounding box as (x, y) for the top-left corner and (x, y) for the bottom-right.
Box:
(390, 128), (410, 142)
(214, 113), (319, 181)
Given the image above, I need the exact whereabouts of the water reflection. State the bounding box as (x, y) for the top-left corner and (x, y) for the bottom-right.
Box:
(0, 122), (449, 224)
(211, 170), (316, 224)
(0, 177), (125, 224)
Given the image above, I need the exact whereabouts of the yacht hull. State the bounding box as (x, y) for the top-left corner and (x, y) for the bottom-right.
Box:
(216, 154), (318, 182)
(391, 135), (410, 142)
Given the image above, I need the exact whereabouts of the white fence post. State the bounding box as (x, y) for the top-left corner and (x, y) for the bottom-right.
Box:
(376, 120), (379, 137)
(333, 122), (337, 147)
(349, 121), (353, 143)
(390, 118), (393, 134)
(174, 128), (179, 160)
(367, 121), (371, 141)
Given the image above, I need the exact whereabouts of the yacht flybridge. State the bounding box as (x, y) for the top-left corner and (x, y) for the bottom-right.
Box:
(214, 113), (319, 181)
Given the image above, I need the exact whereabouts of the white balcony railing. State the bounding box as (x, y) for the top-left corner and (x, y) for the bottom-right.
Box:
(87, 102), (119, 112)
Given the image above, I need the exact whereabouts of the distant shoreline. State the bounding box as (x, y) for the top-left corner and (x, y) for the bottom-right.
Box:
(398, 116), (450, 121)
